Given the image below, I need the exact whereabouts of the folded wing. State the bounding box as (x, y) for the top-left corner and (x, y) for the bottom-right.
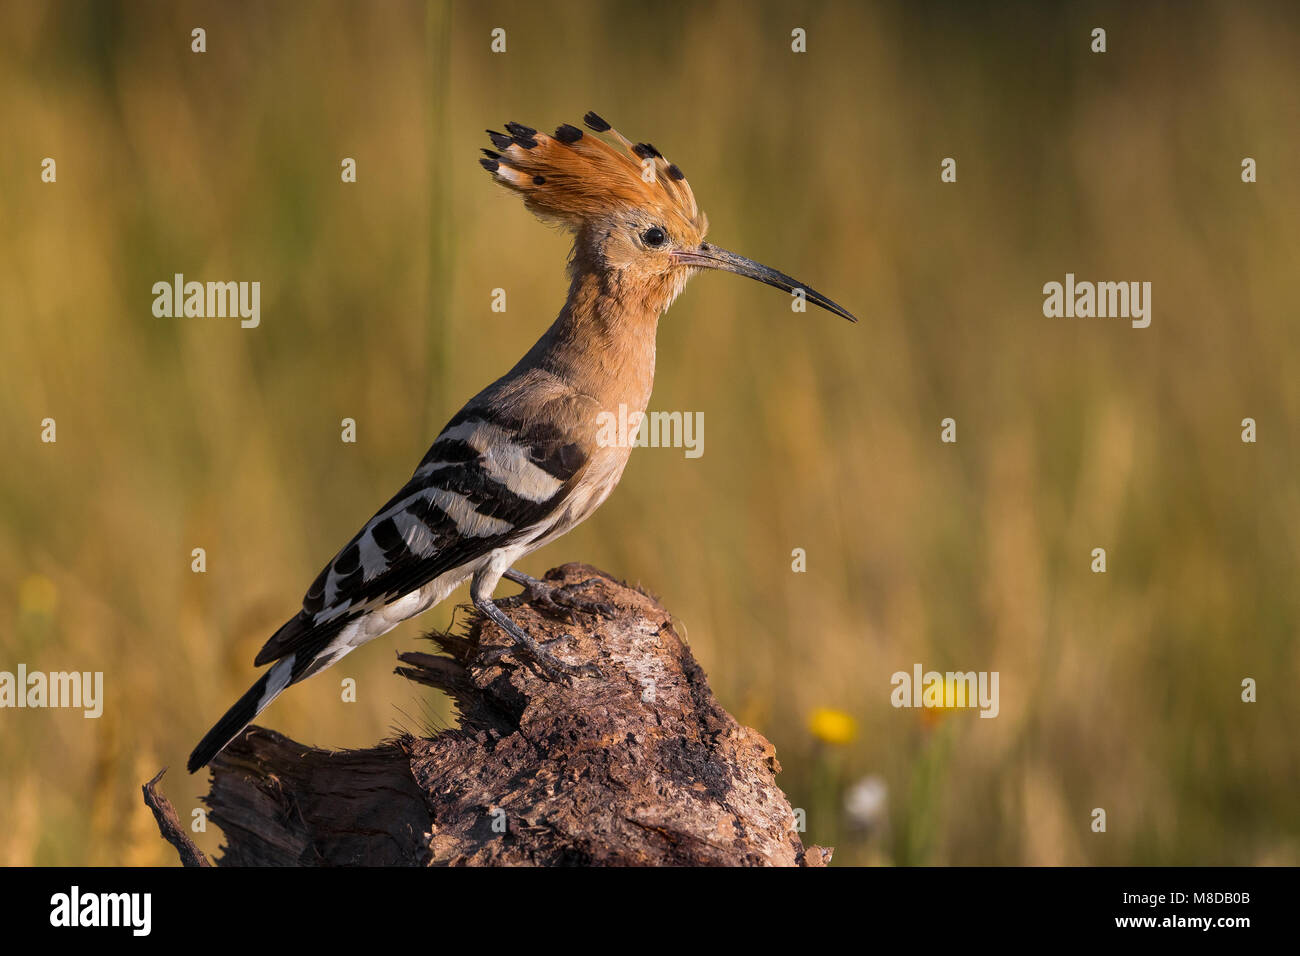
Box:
(253, 406), (589, 668)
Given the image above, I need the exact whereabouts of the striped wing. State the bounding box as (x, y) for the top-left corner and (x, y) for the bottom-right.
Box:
(253, 408), (588, 667)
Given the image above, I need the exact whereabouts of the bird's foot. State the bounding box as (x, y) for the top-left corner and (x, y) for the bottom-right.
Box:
(473, 589), (602, 681)
(479, 634), (602, 681)
(503, 569), (617, 620)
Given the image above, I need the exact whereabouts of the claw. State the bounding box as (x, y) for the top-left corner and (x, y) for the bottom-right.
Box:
(479, 633), (601, 681)
(527, 578), (616, 621)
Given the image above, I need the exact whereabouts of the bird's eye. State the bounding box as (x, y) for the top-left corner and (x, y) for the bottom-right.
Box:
(641, 226), (667, 248)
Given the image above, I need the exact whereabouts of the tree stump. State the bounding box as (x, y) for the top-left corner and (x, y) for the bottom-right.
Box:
(145, 563), (830, 866)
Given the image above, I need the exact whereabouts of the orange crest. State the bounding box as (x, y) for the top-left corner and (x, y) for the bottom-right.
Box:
(480, 112), (706, 236)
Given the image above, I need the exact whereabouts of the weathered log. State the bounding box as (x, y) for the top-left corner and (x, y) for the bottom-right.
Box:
(146, 563), (830, 866)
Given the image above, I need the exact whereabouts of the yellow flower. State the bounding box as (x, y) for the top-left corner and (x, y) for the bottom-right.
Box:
(808, 707), (857, 745)
(932, 675), (965, 709)
(919, 675), (971, 728)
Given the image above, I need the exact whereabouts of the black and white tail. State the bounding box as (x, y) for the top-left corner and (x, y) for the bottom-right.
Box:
(186, 655), (294, 773)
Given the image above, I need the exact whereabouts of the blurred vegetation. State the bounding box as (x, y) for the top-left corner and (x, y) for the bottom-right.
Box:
(1, 0), (1297, 866)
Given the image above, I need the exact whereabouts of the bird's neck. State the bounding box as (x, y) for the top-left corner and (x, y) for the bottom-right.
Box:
(530, 268), (661, 413)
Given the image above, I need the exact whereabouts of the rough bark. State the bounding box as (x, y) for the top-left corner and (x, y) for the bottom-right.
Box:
(142, 769), (211, 867)
(146, 563), (830, 867)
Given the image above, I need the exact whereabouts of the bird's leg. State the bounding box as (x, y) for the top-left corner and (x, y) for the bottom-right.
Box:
(471, 588), (601, 680)
(501, 568), (616, 619)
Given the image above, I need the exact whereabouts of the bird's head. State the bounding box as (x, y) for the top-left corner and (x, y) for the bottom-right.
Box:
(480, 112), (856, 322)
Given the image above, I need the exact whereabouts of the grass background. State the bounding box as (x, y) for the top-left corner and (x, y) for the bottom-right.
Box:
(1, 0), (1297, 865)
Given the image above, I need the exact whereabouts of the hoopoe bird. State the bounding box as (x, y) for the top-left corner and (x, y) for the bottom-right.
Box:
(187, 112), (855, 773)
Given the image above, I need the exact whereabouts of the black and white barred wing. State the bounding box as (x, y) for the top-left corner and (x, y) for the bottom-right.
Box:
(186, 409), (590, 774)
(253, 410), (589, 669)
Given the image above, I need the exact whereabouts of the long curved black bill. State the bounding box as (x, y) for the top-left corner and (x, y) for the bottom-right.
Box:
(672, 244), (858, 323)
